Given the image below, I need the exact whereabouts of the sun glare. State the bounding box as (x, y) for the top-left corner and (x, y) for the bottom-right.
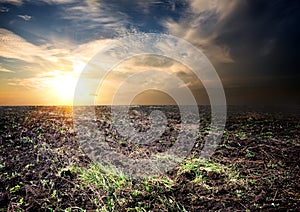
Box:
(51, 72), (78, 105)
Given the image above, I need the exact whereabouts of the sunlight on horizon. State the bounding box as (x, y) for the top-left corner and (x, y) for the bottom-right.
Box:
(50, 70), (78, 105)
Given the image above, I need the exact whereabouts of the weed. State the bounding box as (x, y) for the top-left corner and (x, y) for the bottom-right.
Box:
(23, 136), (33, 143)
(246, 149), (255, 158)
(64, 207), (86, 212)
(8, 186), (19, 194)
(236, 190), (243, 198)
(0, 162), (5, 169)
(24, 163), (34, 169)
(178, 158), (227, 176)
(40, 179), (49, 187)
(235, 131), (248, 140)
(144, 176), (174, 191)
(51, 190), (58, 198)
(267, 163), (277, 169)
(131, 190), (141, 199)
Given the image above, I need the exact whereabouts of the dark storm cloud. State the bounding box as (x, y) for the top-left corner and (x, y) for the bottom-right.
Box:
(224, 0), (300, 104)
(215, 0), (300, 78)
(163, 0), (299, 104)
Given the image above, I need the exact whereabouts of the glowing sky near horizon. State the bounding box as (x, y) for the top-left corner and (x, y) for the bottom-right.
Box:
(0, 0), (299, 105)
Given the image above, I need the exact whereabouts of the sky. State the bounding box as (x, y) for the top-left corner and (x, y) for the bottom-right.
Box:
(0, 0), (299, 105)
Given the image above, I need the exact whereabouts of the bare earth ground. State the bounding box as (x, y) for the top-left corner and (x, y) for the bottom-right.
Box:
(0, 106), (299, 211)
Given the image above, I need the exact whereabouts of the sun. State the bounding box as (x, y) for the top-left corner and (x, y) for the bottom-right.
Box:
(52, 73), (78, 105)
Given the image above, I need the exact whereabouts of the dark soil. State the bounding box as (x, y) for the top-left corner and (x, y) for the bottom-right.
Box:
(0, 106), (299, 211)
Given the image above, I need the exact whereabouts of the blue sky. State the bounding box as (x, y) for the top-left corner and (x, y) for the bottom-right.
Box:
(0, 0), (299, 105)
